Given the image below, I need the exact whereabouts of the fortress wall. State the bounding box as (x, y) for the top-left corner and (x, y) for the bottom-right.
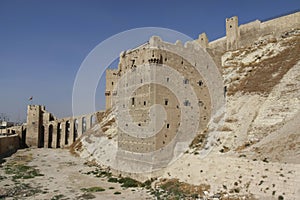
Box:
(204, 12), (300, 53)
(26, 105), (102, 149)
(239, 12), (300, 48)
(239, 20), (261, 48)
(207, 37), (227, 70)
(208, 36), (226, 51)
(260, 12), (300, 37)
(0, 135), (20, 158)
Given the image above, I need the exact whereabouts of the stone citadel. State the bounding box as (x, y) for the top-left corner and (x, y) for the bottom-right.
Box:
(1, 11), (299, 159)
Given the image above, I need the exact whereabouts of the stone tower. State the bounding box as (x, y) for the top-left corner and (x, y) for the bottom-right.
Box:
(226, 16), (240, 50)
(197, 33), (209, 48)
(105, 69), (119, 110)
(26, 105), (44, 147)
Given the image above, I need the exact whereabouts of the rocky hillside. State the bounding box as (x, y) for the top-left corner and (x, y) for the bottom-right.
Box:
(71, 30), (300, 199)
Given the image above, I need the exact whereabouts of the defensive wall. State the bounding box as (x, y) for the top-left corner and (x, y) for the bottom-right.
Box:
(25, 105), (102, 149)
(196, 11), (300, 69)
(0, 134), (20, 159)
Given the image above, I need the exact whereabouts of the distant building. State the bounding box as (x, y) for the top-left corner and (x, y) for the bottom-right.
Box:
(0, 121), (14, 134)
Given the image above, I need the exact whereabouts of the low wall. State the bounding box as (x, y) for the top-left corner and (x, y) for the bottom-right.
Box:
(0, 134), (20, 158)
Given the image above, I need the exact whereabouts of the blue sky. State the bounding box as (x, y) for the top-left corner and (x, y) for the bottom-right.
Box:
(0, 0), (299, 122)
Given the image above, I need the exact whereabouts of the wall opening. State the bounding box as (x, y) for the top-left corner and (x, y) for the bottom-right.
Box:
(65, 121), (70, 145)
(82, 117), (86, 134)
(56, 123), (61, 148)
(183, 79), (189, 84)
(74, 119), (78, 142)
(21, 127), (26, 148)
(165, 99), (169, 106)
(167, 123), (170, 129)
(39, 125), (45, 148)
(184, 100), (190, 106)
(48, 125), (53, 148)
(90, 115), (96, 127)
(144, 101), (146, 106)
(131, 97), (135, 106)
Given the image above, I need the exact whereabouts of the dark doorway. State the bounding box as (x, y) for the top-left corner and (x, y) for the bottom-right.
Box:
(56, 123), (61, 148)
(21, 127), (27, 148)
(39, 125), (45, 148)
(74, 119), (78, 142)
(48, 125), (53, 148)
(65, 121), (70, 145)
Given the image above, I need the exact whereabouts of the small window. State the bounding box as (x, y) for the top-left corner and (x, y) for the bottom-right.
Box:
(144, 101), (146, 106)
(183, 79), (189, 84)
(167, 124), (170, 129)
(138, 123), (141, 126)
(165, 99), (169, 105)
(112, 82), (114, 85)
(131, 97), (135, 106)
(184, 100), (190, 106)
(198, 100), (203, 106)
(198, 80), (203, 86)
(166, 77), (169, 82)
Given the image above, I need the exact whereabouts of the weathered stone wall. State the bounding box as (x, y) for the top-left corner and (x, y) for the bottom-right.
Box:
(191, 11), (300, 75)
(0, 135), (20, 158)
(239, 12), (300, 48)
(198, 11), (300, 54)
(114, 47), (212, 154)
(105, 35), (225, 173)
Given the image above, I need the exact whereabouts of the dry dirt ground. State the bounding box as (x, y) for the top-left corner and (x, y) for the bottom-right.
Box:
(0, 148), (153, 200)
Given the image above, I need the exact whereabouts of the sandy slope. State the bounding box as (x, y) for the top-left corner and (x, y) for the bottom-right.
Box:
(0, 148), (153, 200)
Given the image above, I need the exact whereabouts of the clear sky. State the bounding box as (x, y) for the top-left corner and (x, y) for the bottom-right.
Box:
(0, 0), (299, 122)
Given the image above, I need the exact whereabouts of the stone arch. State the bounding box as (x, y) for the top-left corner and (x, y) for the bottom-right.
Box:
(56, 123), (61, 148)
(48, 124), (53, 148)
(73, 119), (78, 142)
(90, 114), (96, 128)
(82, 117), (86, 133)
(39, 125), (45, 148)
(65, 121), (70, 145)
